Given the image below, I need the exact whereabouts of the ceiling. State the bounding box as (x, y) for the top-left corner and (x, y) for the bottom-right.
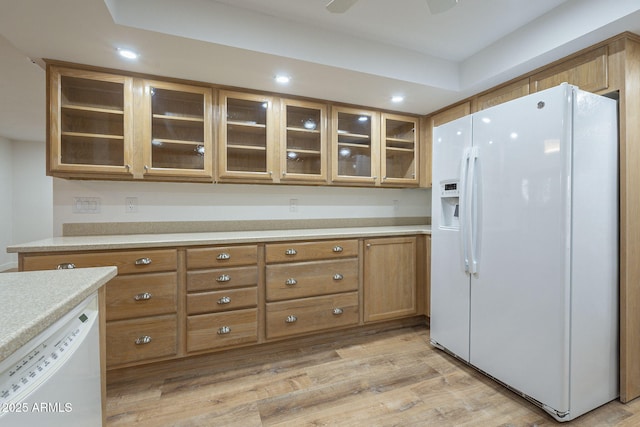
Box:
(1, 0), (640, 143)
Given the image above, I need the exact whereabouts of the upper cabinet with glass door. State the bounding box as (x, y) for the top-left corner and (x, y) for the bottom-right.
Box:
(48, 66), (134, 178)
(218, 91), (276, 182)
(280, 99), (327, 183)
(331, 106), (380, 185)
(141, 80), (213, 181)
(381, 113), (419, 186)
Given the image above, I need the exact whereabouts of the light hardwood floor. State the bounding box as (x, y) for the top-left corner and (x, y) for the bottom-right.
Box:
(106, 324), (640, 426)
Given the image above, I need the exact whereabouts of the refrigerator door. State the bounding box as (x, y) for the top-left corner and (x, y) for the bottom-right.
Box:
(469, 85), (572, 413)
(430, 115), (473, 361)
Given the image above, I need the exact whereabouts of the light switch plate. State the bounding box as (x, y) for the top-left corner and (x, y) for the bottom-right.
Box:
(73, 197), (101, 214)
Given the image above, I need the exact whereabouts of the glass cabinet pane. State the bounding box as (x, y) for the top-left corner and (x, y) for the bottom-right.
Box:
(384, 117), (416, 181)
(336, 111), (373, 178)
(225, 97), (268, 173)
(61, 76), (124, 111)
(149, 87), (206, 171)
(59, 75), (126, 166)
(284, 104), (323, 177)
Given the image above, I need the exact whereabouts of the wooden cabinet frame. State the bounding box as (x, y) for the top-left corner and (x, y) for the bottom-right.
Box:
(47, 66), (135, 178)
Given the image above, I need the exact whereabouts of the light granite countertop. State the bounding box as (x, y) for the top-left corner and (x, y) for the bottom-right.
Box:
(0, 267), (117, 362)
(7, 225), (431, 253)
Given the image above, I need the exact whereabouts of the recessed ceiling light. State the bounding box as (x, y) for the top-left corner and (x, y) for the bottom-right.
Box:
(275, 75), (291, 84)
(117, 48), (139, 60)
(391, 95), (404, 103)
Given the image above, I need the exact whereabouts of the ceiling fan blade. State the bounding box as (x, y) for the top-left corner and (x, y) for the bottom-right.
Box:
(326, 0), (359, 14)
(426, 0), (459, 14)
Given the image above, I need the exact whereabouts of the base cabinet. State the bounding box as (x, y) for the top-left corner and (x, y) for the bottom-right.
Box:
(266, 292), (359, 339)
(20, 249), (179, 368)
(265, 239), (360, 339)
(187, 309), (258, 352)
(185, 245), (259, 353)
(363, 236), (417, 322)
(18, 233), (425, 368)
(106, 314), (178, 366)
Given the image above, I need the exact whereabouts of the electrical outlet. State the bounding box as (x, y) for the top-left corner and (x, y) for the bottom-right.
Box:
(289, 198), (298, 213)
(393, 200), (400, 212)
(126, 197), (138, 213)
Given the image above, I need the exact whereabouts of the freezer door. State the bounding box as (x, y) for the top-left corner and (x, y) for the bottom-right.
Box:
(468, 84), (572, 413)
(430, 115), (473, 361)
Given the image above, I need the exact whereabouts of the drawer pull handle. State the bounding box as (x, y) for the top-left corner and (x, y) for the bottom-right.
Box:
(285, 278), (298, 286)
(333, 308), (344, 315)
(333, 273), (344, 281)
(135, 336), (152, 345)
(217, 296), (231, 305)
(285, 315), (298, 323)
(135, 257), (152, 265)
(216, 274), (231, 283)
(218, 326), (231, 335)
(285, 248), (298, 256)
(217, 253), (231, 260)
(56, 263), (76, 270)
(134, 292), (153, 301)
(333, 246), (343, 253)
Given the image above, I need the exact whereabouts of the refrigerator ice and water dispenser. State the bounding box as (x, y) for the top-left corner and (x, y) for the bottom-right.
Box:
(439, 179), (459, 229)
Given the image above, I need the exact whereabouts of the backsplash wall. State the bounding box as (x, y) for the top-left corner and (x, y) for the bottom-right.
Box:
(53, 178), (431, 237)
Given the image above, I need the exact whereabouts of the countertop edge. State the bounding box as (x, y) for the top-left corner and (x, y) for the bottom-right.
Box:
(0, 267), (117, 362)
(7, 226), (432, 253)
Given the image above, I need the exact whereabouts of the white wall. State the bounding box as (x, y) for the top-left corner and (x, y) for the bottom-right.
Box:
(0, 136), (13, 270)
(53, 179), (431, 236)
(12, 140), (53, 244)
(0, 139), (53, 270)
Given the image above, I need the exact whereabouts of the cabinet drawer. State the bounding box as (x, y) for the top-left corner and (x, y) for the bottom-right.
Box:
(187, 266), (258, 292)
(106, 272), (177, 321)
(187, 245), (258, 269)
(266, 259), (358, 301)
(265, 239), (358, 263)
(106, 314), (177, 367)
(22, 249), (177, 274)
(187, 287), (257, 315)
(187, 308), (258, 352)
(266, 292), (359, 339)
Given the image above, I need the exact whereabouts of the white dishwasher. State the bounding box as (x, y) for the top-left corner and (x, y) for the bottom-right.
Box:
(0, 293), (102, 426)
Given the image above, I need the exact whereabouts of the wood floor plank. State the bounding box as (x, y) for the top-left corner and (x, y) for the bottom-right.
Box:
(107, 325), (640, 426)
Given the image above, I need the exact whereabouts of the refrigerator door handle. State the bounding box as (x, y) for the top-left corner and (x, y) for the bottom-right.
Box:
(459, 147), (472, 273)
(468, 146), (480, 274)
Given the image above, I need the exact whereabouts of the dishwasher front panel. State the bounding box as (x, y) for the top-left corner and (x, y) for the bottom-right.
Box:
(0, 293), (101, 427)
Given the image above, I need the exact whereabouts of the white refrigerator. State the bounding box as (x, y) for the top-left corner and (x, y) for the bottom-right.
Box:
(430, 83), (618, 421)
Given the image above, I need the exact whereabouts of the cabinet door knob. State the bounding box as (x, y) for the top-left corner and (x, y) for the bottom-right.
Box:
(216, 253), (231, 260)
(217, 326), (231, 335)
(217, 296), (231, 305)
(333, 246), (343, 253)
(135, 257), (152, 265)
(332, 308), (344, 315)
(285, 248), (298, 256)
(133, 292), (153, 301)
(216, 274), (231, 283)
(285, 315), (298, 323)
(285, 278), (298, 286)
(135, 336), (152, 345)
(333, 273), (344, 281)
(56, 263), (76, 270)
